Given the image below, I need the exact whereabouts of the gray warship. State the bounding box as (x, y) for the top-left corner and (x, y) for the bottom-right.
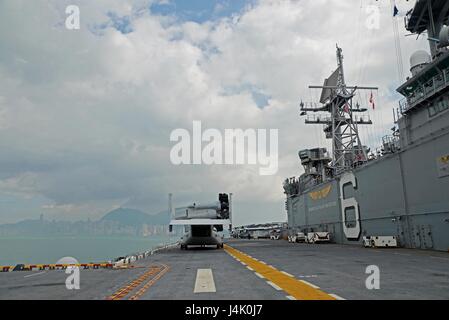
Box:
(284, 0), (449, 252)
(2, 0), (449, 302)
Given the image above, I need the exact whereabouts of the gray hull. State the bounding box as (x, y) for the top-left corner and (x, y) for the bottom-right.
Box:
(286, 129), (449, 251)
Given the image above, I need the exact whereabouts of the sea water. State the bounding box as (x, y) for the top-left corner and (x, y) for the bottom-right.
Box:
(0, 235), (179, 265)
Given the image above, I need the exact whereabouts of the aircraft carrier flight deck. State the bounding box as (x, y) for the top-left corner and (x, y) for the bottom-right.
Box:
(1, 239), (448, 300)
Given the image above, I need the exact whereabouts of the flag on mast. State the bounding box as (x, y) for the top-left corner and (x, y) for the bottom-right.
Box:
(393, 5), (399, 17)
(369, 92), (375, 110)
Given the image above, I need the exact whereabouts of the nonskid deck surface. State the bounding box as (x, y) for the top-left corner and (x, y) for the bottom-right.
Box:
(227, 240), (449, 300)
(0, 239), (448, 300)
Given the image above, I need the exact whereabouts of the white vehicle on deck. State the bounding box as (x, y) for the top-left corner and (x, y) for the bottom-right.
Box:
(363, 236), (398, 248)
(288, 232), (306, 243)
(169, 193), (232, 250)
(295, 232), (306, 243)
(306, 232), (331, 244)
(270, 229), (281, 240)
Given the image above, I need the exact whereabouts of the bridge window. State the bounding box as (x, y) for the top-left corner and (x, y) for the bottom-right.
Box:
(428, 96), (449, 118)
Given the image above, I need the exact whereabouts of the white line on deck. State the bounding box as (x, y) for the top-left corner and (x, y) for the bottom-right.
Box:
(281, 271), (294, 277)
(329, 293), (346, 300)
(254, 272), (264, 279)
(266, 281), (282, 291)
(240, 262), (247, 266)
(247, 266), (254, 271)
(259, 261), (266, 264)
(286, 295), (296, 300)
(194, 269), (216, 293)
(300, 280), (320, 289)
(24, 271), (47, 278)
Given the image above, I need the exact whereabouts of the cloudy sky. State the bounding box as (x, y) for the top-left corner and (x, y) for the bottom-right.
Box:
(0, 0), (426, 225)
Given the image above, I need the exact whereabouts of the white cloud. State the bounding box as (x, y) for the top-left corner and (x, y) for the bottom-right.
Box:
(0, 0), (427, 224)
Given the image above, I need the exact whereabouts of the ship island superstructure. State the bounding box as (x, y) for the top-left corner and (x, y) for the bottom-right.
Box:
(284, 0), (449, 251)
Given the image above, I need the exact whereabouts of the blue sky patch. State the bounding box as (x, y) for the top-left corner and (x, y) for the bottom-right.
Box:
(251, 90), (271, 109)
(150, 0), (254, 23)
(222, 84), (271, 109)
(107, 11), (134, 34)
(89, 12), (134, 35)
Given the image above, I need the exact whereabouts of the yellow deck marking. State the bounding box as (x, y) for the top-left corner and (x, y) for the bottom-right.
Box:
(106, 266), (163, 300)
(281, 271), (294, 278)
(128, 264), (170, 300)
(224, 245), (336, 300)
(329, 293), (346, 300)
(300, 279), (320, 289)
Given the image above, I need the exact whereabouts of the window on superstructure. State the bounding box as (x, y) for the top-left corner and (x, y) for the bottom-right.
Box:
(428, 96), (449, 118)
(429, 104), (437, 117)
(438, 98), (449, 112)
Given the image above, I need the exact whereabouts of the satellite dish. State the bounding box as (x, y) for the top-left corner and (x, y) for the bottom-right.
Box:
(439, 25), (449, 48)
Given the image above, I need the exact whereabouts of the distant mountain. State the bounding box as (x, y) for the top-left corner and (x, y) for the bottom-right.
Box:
(0, 208), (172, 237)
(100, 208), (169, 227)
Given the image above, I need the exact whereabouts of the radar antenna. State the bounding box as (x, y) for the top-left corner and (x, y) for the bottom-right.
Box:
(300, 45), (378, 175)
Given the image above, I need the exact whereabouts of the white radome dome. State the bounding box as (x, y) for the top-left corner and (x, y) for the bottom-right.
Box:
(410, 50), (431, 76)
(410, 50), (431, 69)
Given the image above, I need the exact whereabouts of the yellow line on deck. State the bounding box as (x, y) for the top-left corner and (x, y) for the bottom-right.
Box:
(224, 245), (336, 301)
(106, 266), (161, 300)
(128, 264), (170, 300)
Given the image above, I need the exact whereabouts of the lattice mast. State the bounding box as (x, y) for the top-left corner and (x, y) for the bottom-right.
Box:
(300, 45), (378, 175)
